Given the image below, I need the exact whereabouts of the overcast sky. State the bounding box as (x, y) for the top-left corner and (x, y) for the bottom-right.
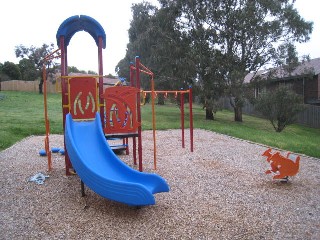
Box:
(0, 0), (319, 76)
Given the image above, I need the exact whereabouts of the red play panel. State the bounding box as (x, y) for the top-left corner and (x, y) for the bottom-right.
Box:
(69, 77), (97, 120)
(103, 86), (141, 134)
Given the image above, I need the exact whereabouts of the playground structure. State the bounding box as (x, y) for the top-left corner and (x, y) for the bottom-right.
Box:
(262, 148), (301, 182)
(41, 15), (174, 206)
(43, 41), (193, 176)
(129, 60), (194, 170)
(141, 89), (193, 150)
(42, 48), (61, 170)
(40, 15), (195, 206)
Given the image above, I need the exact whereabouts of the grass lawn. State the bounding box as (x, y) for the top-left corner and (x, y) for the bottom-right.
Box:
(0, 91), (62, 150)
(0, 91), (319, 158)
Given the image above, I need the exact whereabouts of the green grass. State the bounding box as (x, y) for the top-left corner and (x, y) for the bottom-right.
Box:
(194, 109), (320, 158)
(0, 91), (63, 150)
(1, 91), (319, 158)
(142, 102), (320, 158)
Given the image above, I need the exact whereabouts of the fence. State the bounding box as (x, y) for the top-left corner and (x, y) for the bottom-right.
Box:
(1, 80), (58, 93)
(221, 97), (320, 129)
(296, 104), (320, 128)
(2, 81), (319, 128)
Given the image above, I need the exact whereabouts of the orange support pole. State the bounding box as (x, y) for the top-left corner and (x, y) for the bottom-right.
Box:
(98, 36), (104, 127)
(189, 86), (194, 152)
(42, 64), (52, 171)
(42, 48), (61, 172)
(59, 36), (72, 175)
(151, 75), (157, 170)
(133, 137), (137, 165)
(135, 57), (143, 172)
(180, 92), (185, 148)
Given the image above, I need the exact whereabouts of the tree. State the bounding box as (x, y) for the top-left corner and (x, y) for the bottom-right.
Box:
(145, 4), (195, 92)
(164, 0), (313, 122)
(254, 86), (304, 132)
(68, 66), (86, 74)
(115, 58), (131, 82)
(88, 70), (98, 75)
(0, 63), (3, 90)
(18, 58), (38, 81)
(0, 61), (21, 91)
(117, 1), (195, 104)
(1, 61), (21, 80)
(187, 23), (225, 119)
(116, 2), (157, 90)
(105, 73), (117, 79)
(15, 43), (56, 94)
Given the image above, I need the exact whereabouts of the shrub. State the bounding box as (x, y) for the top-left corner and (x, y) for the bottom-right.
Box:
(254, 86), (304, 132)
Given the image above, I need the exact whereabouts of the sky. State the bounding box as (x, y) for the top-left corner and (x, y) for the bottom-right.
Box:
(0, 0), (319, 76)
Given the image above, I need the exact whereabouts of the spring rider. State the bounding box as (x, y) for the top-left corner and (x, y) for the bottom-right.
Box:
(262, 148), (300, 182)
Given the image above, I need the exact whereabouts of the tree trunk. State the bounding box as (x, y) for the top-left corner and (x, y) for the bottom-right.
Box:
(157, 94), (165, 105)
(234, 106), (242, 122)
(205, 108), (214, 120)
(39, 80), (43, 94)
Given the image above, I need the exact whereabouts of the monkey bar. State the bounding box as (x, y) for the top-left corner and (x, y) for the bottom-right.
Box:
(130, 57), (194, 170)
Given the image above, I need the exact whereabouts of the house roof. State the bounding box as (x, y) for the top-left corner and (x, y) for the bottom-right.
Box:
(245, 57), (320, 83)
(64, 73), (121, 85)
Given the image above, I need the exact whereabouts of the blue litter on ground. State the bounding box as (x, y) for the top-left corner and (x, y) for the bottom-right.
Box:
(29, 172), (49, 185)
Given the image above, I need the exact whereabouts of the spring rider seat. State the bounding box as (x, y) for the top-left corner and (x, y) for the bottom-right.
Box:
(262, 148), (300, 182)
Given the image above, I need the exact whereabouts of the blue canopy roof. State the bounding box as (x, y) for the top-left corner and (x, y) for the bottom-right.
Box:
(56, 15), (106, 49)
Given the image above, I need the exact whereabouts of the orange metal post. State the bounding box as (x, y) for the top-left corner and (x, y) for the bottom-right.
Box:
(151, 76), (157, 170)
(42, 64), (52, 171)
(98, 36), (104, 126)
(42, 48), (61, 171)
(180, 92), (185, 148)
(135, 57), (143, 172)
(189, 87), (194, 152)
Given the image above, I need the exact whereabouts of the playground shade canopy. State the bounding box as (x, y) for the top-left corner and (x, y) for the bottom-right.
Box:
(56, 15), (106, 48)
(65, 112), (169, 206)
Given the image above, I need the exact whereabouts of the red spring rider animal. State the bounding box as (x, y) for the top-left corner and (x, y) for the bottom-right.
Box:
(262, 148), (300, 181)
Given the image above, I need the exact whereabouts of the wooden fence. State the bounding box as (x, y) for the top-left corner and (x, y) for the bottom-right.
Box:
(221, 97), (320, 129)
(296, 104), (320, 128)
(1, 80), (58, 93)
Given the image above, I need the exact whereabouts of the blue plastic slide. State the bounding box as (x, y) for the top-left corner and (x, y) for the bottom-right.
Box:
(65, 112), (169, 206)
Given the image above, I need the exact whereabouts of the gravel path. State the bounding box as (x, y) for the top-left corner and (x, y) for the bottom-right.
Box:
(1, 129), (319, 239)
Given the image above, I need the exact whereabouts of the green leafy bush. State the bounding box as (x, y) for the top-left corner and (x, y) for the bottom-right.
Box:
(254, 86), (305, 132)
